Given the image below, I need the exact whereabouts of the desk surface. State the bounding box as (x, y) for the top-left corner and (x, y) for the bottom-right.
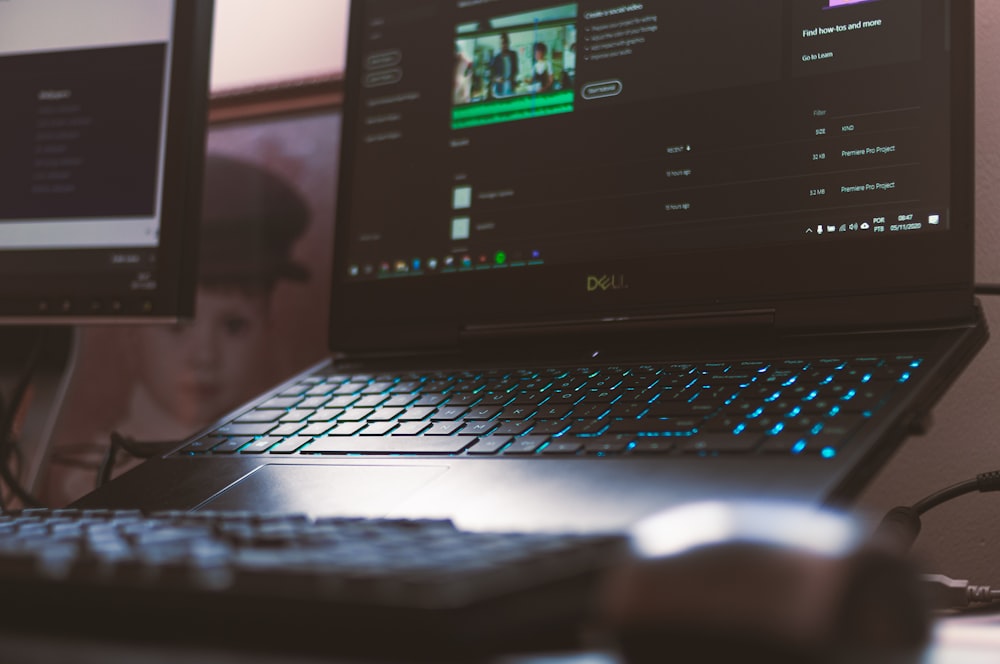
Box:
(0, 615), (996, 664)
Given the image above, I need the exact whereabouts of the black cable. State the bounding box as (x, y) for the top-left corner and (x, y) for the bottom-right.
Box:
(97, 432), (180, 488)
(974, 283), (1000, 296)
(912, 470), (1000, 515)
(876, 470), (1000, 610)
(877, 470), (1000, 554)
(96, 433), (121, 488)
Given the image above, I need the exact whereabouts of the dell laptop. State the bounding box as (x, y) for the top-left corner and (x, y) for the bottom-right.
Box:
(78, 0), (986, 533)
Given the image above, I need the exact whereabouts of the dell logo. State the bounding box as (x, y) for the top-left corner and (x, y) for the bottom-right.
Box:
(586, 275), (628, 292)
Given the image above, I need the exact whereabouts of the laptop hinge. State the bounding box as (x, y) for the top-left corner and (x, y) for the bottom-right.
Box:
(461, 309), (776, 343)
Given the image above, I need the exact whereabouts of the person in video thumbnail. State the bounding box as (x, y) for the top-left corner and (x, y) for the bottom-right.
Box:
(491, 33), (519, 98)
(529, 42), (554, 93)
(454, 45), (473, 104)
(562, 42), (576, 88)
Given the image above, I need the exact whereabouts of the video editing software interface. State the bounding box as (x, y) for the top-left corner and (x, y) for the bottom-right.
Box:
(0, 0), (187, 318)
(345, 0), (952, 282)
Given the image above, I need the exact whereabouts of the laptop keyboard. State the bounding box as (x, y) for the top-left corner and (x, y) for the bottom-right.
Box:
(0, 509), (626, 656)
(179, 354), (923, 460)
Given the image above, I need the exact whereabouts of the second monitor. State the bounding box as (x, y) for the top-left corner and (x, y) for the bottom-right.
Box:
(0, 0), (213, 323)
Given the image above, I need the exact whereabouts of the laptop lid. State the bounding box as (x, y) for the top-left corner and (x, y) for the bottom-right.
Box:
(332, 0), (973, 353)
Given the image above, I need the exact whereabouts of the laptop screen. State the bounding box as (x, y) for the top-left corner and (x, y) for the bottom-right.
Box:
(333, 0), (972, 350)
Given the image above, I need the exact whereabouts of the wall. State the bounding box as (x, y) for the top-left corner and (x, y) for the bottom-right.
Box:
(210, 0), (348, 92)
(855, 1), (1000, 583)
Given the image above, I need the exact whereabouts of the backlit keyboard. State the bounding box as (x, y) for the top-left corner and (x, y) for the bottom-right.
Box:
(179, 355), (923, 460)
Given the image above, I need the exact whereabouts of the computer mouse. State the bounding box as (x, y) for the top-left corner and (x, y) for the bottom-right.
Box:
(599, 501), (930, 664)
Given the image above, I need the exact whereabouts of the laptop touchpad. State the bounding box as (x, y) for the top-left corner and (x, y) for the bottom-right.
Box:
(197, 464), (449, 518)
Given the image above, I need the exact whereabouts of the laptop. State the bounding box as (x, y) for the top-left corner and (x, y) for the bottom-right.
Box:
(76, 0), (986, 533)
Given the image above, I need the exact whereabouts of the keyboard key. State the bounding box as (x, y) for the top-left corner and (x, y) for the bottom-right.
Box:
(383, 394), (418, 408)
(466, 406), (501, 421)
(813, 415), (866, 441)
(304, 383), (334, 397)
(180, 438), (221, 454)
(359, 422), (398, 436)
(413, 394), (447, 407)
(210, 437), (255, 454)
(300, 422), (337, 437)
(390, 381), (421, 394)
(361, 381), (394, 395)
(628, 440), (675, 455)
(256, 396), (302, 410)
(478, 393), (515, 407)
(801, 436), (844, 456)
(536, 404), (572, 419)
(214, 423), (277, 437)
(298, 396), (332, 410)
(604, 418), (700, 434)
(459, 421), (497, 437)
(239, 438), (282, 454)
(499, 406), (535, 420)
(391, 421), (431, 436)
(307, 409), (344, 422)
(581, 435), (633, 455)
(444, 393), (480, 407)
(467, 436), (512, 455)
(355, 394), (389, 408)
(270, 423), (306, 437)
(333, 382), (366, 395)
(501, 436), (548, 455)
(510, 392), (548, 405)
(561, 419), (608, 436)
(267, 437), (312, 454)
(326, 422), (367, 436)
(280, 410), (314, 423)
(424, 421), (464, 436)
(368, 407), (404, 422)
(547, 392), (583, 405)
(759, 434), (810, 454)
(327, 395), (361, 408)
(541, 441), (583, 455)
(338, 408), (375, 422)
(525, 421), (569, 436)
(432, 407), (469, 421)
(304, 436), (475, 455)
(493, 421), (533, 435)
(398, 407), (436, 421)
(607, 402), (648, 419)
(573, 404), (610, 420)
(681, 434), (762, 455)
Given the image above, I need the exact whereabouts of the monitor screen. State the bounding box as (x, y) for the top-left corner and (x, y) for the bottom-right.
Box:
(0, 0), (213, 322)
(340, 0), (953, 283)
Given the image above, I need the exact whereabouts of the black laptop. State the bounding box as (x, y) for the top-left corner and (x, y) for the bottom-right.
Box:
(78, 0), (986, 533)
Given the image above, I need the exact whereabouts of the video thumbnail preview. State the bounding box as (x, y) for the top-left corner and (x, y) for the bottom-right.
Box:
(452, 3), (577, 129)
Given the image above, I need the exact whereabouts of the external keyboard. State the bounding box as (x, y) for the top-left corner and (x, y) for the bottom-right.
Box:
(0, 509), (627, 658)
(179, 354), (923, 460)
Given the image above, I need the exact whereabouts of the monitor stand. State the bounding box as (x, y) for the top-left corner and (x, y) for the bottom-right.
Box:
(0, 326), (79, 504)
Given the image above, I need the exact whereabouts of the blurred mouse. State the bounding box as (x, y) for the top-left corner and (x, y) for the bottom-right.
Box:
(599, 501), (930, 664)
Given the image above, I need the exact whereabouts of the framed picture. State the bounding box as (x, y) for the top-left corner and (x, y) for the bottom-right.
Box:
(42, 77), (343, 505)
